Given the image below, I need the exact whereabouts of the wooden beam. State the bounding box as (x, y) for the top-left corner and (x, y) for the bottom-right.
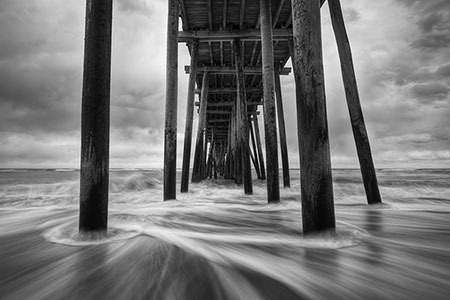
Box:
(275, 66), (290, 188)
(179, 0), (188, 31)
(192, 72), (209, 182)
(239, 0), (246, 29)
(195, 100), (263, 106)
(206, 110), (260, 115)
(185, 65), (291, 75)
(328, 0), (381, 204)
(273, 0), (286, 28)
(178, 28), (293, 42)
(292, 0), (335, 233)
(260, 0), (280, 202)
(220, 41), (224, 66)
(181, 40), (199, 193)
(207, 0), (213, 30)
(235, 38), (253, 194)
(249, 119), (261, 179)
(194, 87), (263, 94)
(163, 0), (179, 201)
(253, 114), (266, 179)
(79, 0), (112, 233)
(208, 42), (214, 66)
(196, 101), (232, 106)
(222, 0), (227, 29)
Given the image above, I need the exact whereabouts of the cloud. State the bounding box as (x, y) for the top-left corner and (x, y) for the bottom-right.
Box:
(343, 8), (361, 23)
(116, 0), (153, 16)
(0, 0), (449, 168)
(411, 82), (449, 100)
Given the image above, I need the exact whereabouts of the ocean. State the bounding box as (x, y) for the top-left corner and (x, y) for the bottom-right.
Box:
(0, 168), (449, 299)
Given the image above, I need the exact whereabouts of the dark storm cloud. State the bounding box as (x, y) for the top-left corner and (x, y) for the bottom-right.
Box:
(412, 83), (449, 100)
(401, 0), (450, 51)
(436, 64), (450, 78)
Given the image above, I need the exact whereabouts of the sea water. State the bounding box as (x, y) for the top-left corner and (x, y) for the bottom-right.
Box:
(0, 168), (449, 299)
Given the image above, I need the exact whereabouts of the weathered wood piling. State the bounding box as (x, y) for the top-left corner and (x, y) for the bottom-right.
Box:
(181, 40), (199, 193)
(77, 0), (384, 235)
(328, 0), (382, 204)
(260, 0), (280, 203)
(163, 0), (179, 201)
(291, 0), (336, 233)
(274, 65), (290, 188)
(79, 0), (112, 232)
(192, 72), (209, 183)
(77, 0), (383, 235)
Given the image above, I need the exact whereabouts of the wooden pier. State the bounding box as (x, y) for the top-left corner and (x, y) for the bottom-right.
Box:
(79, 0), (382, 234)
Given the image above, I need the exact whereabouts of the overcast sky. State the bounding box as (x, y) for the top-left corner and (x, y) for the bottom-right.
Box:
(0, 0), (449, 169)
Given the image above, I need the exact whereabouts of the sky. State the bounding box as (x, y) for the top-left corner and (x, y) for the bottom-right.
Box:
(0, 0), (449, 169)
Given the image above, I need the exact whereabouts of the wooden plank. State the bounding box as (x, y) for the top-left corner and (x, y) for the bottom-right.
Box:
(163, 0), (179, 201)
(185, 65), (291, 75)
(181, 40), (199, 193)
(328, 0), (382, 204)
(206, 110), (260, 115)
(195, 87), (262, 94)
(260, 0), (280, 202)
(195, 100), (262, 106)
(178, 28), (293, 42)
(292, 0), (335, 233)
(79, 0), (112, 233)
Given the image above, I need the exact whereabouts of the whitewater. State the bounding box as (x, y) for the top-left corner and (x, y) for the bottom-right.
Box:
(1, 168), (449, 299)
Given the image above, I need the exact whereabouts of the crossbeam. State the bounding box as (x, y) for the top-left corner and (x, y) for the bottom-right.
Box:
(207, 110), (260, 115)
(185, 66), (291, 75)
(195, 87), (262, 94)
(195, 101), (263, 106)
(178, 29), (293, 42)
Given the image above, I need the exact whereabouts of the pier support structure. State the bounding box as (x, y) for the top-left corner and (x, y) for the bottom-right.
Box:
(235, 39), (253, 194)
(328, 0), (382, 204)
(260, 0), (280, 203)
(163, 0), (179, 201)
(173, 0), (381, 228)
(79, 0), (112, 233)
(275, 64), (290, 188)
(181, 40), (199, 193)
(292, 0), (336, 233)
(192, 72), (209, 182)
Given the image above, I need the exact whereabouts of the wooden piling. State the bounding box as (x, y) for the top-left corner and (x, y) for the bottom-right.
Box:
(253, 114), (266, 180)
(275, 66), (290, 188)
(234, 39), (253, 194)
(192, 72), (209, 182)
(233, 101), (242, 184)
(260, 0), (280, 202)
(249, 119), (262, 178)
(291, 0), (336, 233)
(181, 40), (199, 193)
(79, 0), (112, 232)
(163, 0), (179, 201)
(328, 0), (382, 204)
